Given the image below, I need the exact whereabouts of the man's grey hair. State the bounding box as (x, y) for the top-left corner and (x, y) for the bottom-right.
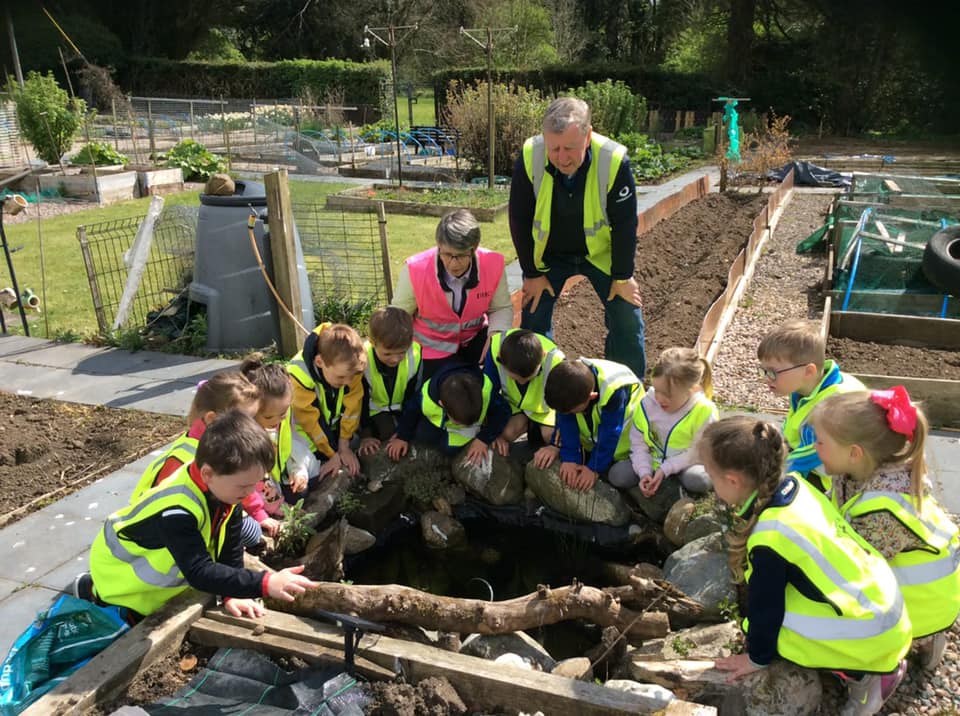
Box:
(543, 97), (591, 135)
(435, 208), (481, 251)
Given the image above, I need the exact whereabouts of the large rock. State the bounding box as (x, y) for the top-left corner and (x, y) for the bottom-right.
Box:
(301, 469), (352, 525)
(603, 680), (675, 711)
(635, 622), (742, 661)
(663, 497), (696, 546)
(684, 512), (725, 544)
(420, 510), (467, 549)
(460, 632), (556, 672)
(662, 533), (736, 619)
(347, 480), (407, 535)
(524, 463), (632, 526)
(632, 478), (683, 523)
(451, 449), (525, 505)
(740, 661), (822, 716)
(551, 657), (593, 681)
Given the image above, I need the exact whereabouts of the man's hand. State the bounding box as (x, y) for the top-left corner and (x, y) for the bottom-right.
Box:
(639, 469), (665, 497)
(559, 461), (580, 487)
(386, 437), (409, 461)
(607, 277), (643, 307)
(715, 653), (761, 683)
(223, 597), (265, 619)
(464, 439), (490, 466)
(573, 465), (599, 491)
(521, 276), (555, 314)
(533, 445), (560, 469)
(357, 437), (381, 457)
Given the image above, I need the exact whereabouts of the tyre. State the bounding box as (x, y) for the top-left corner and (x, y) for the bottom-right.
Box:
(922, 226), (960, 294)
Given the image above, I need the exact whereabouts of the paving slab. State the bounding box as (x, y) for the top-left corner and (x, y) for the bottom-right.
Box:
(0, 584), (64, 658)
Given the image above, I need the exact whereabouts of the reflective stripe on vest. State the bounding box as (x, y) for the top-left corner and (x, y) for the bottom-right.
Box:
(575, 358), (643, 461)
(421, 374), (494, 448)
(132, 434), (198, 501)
(632, 393), (717, 469)
(843, 489), (960, 636)
(744, 475), (911, 672)
(490, 329), (564, 425)
(407, 247), (504, 360)
(364, 342), (422, 414)
(269, 409), (293, 485)
(523, 132), (627, 275)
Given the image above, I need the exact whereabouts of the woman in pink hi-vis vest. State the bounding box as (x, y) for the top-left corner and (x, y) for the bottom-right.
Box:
(393, 209), (513, 380)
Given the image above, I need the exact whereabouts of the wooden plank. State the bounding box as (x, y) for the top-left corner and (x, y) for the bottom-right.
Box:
(829, 311), (960, 350)
(264, 169), (306, 358)
(851, 373), (960, 430)
(189, 618), (393, 679)
(23, 593), (212, 716)
(203, 609), (698, 715)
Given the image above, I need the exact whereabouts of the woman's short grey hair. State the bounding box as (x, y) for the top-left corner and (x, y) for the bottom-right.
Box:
(543, 97), (591, 135)
(435, 208), (481, 251)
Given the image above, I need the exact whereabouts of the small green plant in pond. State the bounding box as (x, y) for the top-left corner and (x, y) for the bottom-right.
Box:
(72, 142), (128, 167)
(335, 489), (363, 515)
(368, 186), (508, 209)
(275, 499), (317, 557)
(161, 140), (226, 181)
(717, 596), (741, 623)
(671, 635), (697, 657)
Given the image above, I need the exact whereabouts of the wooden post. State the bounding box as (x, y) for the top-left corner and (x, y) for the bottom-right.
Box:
(146, 98), (156, 166)
(189, 100), (195, 141)
(110, 98), (119, 150)
(252, 97), (258, 146)
(684, 110), (695, 129)
(674, 110), (682, 133)
(220, 96), (232, 171)
(264, 169), (306, 357)
(377, 202), (393, 302)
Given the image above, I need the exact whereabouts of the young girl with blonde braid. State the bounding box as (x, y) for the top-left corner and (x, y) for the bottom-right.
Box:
(702, 417), (911, 716)
(812, 387), (960, 671)
(609, 346), (718, 522)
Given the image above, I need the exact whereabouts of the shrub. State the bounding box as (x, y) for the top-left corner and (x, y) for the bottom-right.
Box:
(10, 71), (86, 166)
(444, 81), (548, 176)
(71, 142), (128, 167)
(161, 140), (226, 181)
(311, 294), (377, 334)
(569, 80), (646, 137)
(275, 499), (317, 557)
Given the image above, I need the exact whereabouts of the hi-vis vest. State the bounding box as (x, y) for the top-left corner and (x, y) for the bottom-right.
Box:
(842, 489), (960, 638)
(744, 474), (912, 673)
(364, 342), (422, 416)
(575, 358), (644, 462)
(421, 374), (494, 448)
(131, 432), (198, 501)
(90, 465), (233, 615)
(288, 333), (346, 450)
(522, 131), (627, 275)
(632, 392), (718, 470)
(268, 408), (293, 486)
(489, 329), (564, 426)
(407, 247), (505, 360)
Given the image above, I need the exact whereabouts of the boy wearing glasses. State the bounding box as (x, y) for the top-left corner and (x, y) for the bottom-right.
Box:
(757, 320), (864, 492)
(392, 209), (512, 380)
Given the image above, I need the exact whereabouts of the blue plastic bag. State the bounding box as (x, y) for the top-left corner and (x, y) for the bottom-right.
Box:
(0, 595), (129, 715)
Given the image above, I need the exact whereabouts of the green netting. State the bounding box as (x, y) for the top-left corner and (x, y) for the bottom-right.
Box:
(847, 173), (960, 205)
(831, 199), (959, 318)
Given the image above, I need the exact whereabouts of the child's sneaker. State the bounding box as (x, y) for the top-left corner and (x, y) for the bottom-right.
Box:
(841, 659), (906, 716)
(917, 631), (947, 671)
(72, 571), (95, 602)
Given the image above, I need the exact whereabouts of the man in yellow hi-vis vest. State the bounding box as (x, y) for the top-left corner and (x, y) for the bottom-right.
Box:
(509, 97), (646, 380)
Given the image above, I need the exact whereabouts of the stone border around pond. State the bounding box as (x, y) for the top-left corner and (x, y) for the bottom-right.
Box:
(325, 184), (509, 222)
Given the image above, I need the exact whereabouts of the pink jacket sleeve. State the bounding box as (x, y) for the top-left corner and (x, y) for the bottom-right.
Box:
(241, 490), (269, 524)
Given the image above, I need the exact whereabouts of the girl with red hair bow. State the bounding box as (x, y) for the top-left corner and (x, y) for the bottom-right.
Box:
(811, 387), (960, 674)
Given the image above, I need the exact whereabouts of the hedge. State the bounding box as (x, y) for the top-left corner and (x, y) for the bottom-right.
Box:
(119, 58), (390, 106)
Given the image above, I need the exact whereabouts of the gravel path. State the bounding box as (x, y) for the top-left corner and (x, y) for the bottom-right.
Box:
(711, 191), (834, 413)
(710, 189), (960, 715)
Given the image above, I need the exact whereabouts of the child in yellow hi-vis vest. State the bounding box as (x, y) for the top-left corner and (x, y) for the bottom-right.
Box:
(287, 323), (366, 482)
(812, 387), (960, 672)
(701, 417), (910, 716)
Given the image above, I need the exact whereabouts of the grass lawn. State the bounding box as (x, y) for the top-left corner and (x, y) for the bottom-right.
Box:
(395, 86), (435, 128)
(0, 175), (515, 341)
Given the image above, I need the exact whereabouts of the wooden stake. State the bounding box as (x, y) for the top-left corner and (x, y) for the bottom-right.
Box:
(264, 169), (306, 357)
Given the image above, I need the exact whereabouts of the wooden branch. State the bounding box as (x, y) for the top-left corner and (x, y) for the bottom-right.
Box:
(605, 576), (704, 625)
(268, 580), (669, 641)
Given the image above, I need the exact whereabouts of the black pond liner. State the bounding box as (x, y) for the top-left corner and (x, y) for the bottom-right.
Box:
(141, 647), (368, 715)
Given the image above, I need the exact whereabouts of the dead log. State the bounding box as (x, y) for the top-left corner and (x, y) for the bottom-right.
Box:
(605, 575), (704, 626)
(267, 579), (669, 641)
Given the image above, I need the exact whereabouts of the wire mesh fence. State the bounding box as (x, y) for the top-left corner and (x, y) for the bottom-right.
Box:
(0, 100), (25, 167)
(77, 206), (197, 333)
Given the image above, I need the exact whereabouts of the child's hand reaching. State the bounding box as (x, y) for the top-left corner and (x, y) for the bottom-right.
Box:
(386, 437), (408, 461)
(639, 468), (665, 497)
(464, 439), (490, 466)
(339, 446), (360, 477)
(559, 461), (580, 488)
(267, 565), (320, 602)
(492, 436), (511, 457)
(259, 517), (281, 538)
(714, 653), (760, 682)
(223, 597), (266, 619)
(533, 445), (560, 469)
(288, 471), (308, 494)
(357, 437), (381, 456)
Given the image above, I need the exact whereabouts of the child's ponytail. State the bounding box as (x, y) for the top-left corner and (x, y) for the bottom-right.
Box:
(651, 347), (712, 399)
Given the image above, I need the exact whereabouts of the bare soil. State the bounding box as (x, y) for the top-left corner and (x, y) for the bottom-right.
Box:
(553, 192), (768, 363)
(0, 393), (184, 526)
(828, 336), (960, 381)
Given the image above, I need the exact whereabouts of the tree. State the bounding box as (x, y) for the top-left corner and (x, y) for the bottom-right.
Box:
(10, 71), (86, 165)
